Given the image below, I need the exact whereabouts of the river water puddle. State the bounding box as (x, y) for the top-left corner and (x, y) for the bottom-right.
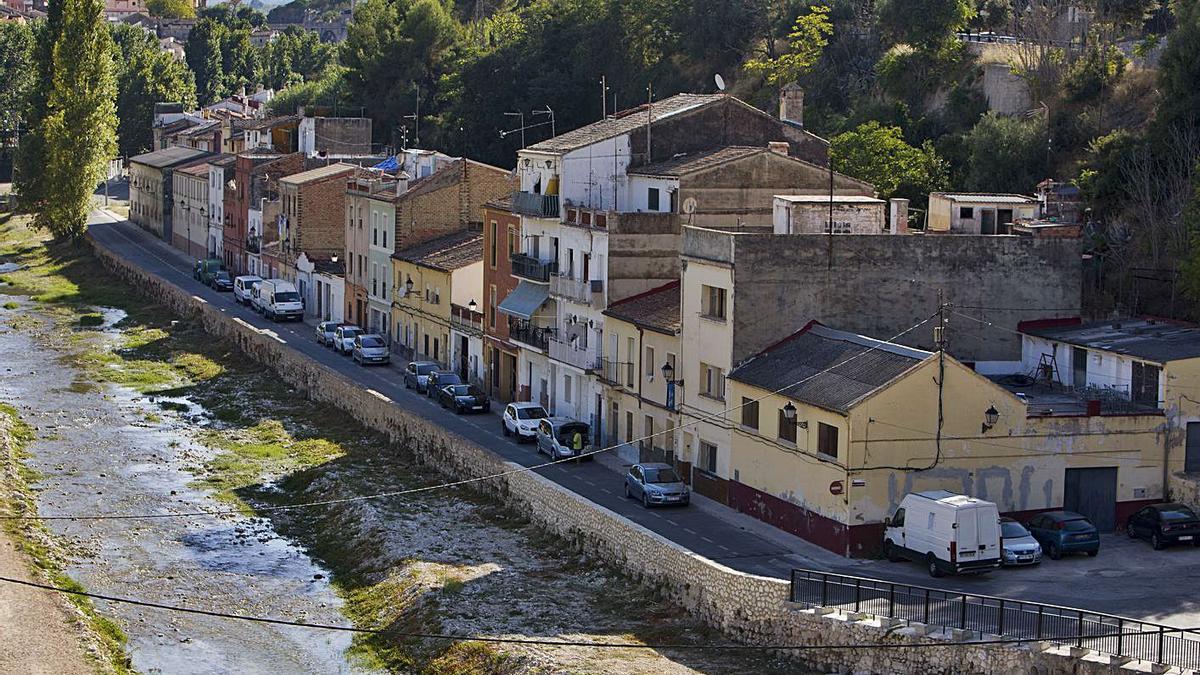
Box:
(0, 302), (371, 674)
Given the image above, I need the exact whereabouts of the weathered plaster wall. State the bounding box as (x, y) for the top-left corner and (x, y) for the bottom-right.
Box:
(87, 233), (1145, 675)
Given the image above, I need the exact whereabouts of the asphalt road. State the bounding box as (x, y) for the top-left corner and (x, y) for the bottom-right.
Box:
(87, 211), (1200, 628)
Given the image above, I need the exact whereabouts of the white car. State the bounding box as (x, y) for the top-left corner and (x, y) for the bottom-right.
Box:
(333, 325), (363, 355)
(233, 275), (261, 305)
(502, 402), (548, 443)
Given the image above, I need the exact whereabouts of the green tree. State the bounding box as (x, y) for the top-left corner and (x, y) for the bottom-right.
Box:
(14, 0), (63, 212)
(744, 5), (832, 86)
(186, 18), (226, 104)
(0, 23), (35, 178)
(259, 25), (335, 90)
(878, 0), (974, 48)
(1153, 0), (1200, 141)
(146, 0), (196, 18)
(111, 24), (196, 158)
(36, 0), (118, 238)
(830, 120), (948, 205)
(963, 112), (1048, 194)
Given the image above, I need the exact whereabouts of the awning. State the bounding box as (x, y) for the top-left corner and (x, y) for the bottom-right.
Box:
(497, 281), (549, 320)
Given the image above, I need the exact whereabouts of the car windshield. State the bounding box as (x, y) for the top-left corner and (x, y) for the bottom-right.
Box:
(645, 468), (681, 484)
(517, 407), (547, 420)
(274, 291), (301, 303)
(1061, 519), (1092, 532)
(438, 374), (462, 385)
(215, 272), (230, 280)
(361, 336), (384, 348)
(448, 385), (472, 395)
(416, 364), (437, 375)
(1160, 508), (1197, 521)
(342, 328), (362, 337)
(1001, 521), (1029, 538)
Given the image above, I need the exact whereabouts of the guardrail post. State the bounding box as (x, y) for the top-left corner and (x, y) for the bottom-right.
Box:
(888, 584), (895, 618)
(998, 599), (1005, 636)
(1116, 618), (1123, 656)
(1037, 606), (1043, 639)
(790, 570), (796, 603)
(960, 593), (968, 629)
(1158, 626), (1165, 664)
(855, 579), (862, 612)
(821, 573), (828, 607)
(1077, 611), (1084, 647)
(924, 589), (930, 624)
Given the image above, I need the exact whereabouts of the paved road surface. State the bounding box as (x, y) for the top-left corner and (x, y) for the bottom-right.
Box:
(87, 211), (1200, 628)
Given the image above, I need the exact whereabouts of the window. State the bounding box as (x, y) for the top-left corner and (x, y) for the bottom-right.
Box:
(372, 222), (377, 246)
(817, 422), (838, 459)
(489, 221), (498, 268)
(741, 397), (759, 430)
(701, 285), (726, 320)
(698, 440), (718, 473)
(959, 206), (974, 219)
(627, 337), (635, 387)
(647, 187), (660, 211)
(382, 227), (387, 248)
(644, 346), (656, 377)
(778, 408), (797, 444)
(645, 415), (655, 448)
(823, 221), (852, 234)
(700, 363), (725, 400)
(1131, 361), (1161, 405)
(891, 507), (905, 527)
(488, 285), (497, 329)
(625, 411), (634, 444)
(564, 374), (573, 403)
(508, 227), (517, 256)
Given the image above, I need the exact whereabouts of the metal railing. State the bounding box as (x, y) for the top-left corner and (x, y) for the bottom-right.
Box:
(550, 274), (594, 305)
(549, 336), (599, 372)
(508, 320), (554, 351)
(599, 358), (634, 388)
(246, 235), (262, 254)
(789, 569), (1200, 670)
(510, 253), (557, 283)
(512, 191), (560, 219)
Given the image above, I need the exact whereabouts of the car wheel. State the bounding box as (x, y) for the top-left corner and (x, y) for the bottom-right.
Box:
(1128, 527), (1137, 539)
(623, 483), (630, 499)
(1087, 550), (1098, 557)
(927, 553), (943, 578)
(885, 541), (901, 563)
(1048, 542), (1062, 560)
(642, 492), (651, 509)
(502, 422), (510, 437)
(1152, 533), (1165, 550)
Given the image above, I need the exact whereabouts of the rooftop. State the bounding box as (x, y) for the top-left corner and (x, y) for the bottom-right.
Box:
(729, 323), (930, 414)
(775, 194), (885, 204)
(177, 162), (211, 177)
(932, 192), (1037, 204)
(625, 146), (765, 177)
(1021, 318), (1200, 364)
(603, 281), (680, 335)
(279, 162), (357, 186)
(392, 230), (483, 271)
(526, 94), (726, 154)
(130, 146), (213, 169)
(990, 373), (1162, 417)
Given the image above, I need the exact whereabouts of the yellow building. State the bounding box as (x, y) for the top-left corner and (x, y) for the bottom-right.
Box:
(725, 322), (1173, 558)
(391, 231), (484, 369)
(599, 282), (681, 465)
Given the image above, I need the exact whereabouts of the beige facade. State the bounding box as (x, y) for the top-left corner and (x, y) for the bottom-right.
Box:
(772, 195), (886, 234)
(171, 163), (210, 259)
(927, 193), (1039, 234)
(391, 231), (484, 368)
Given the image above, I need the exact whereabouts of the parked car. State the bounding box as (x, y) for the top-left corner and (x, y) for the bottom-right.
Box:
(403, 361), (439, 392)
(535, 417), (592, 461)
(502, 402), (549, 442)
(425, 371), (462, 398)
(624, 462), (690, 508)
(1025, 511), (1100, 559)
(883, 490), (1001, 577)
(314, 321), (341, 346)
(1127, 503), (1200, 550)
(999, 517), (1042, 566)
(209, 270), (234, 292)
(233, 275), (262, 305)
(193, 258), (223, 285)
(332, 325), (363, 355)
(257, 280), (304, 322)
(435, 384), (490, 414)
(352, 334), (390, 366)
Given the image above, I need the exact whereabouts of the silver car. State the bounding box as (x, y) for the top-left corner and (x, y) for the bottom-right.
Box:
(535, 418), (592, 460)
(352, 334), (390, 365)
(624, 462), (690, 508)
(333, 325), (363, 355)
(403, 361), (439, 392)
(1000, 517), (1042, 566)
(315, 321), (341, 346)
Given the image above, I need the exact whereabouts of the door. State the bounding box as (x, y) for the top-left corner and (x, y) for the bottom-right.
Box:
(1063, 466), (1118, 531)
(1072, 347), (1088, 389)
(997, 208), (1013, 233)
(1186, 423), (1200, 473)
(459, 335), (469, 378)
(980, 209), (997, 235)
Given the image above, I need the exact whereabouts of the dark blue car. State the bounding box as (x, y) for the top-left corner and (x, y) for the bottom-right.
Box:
(1025, 511), (1100, 559)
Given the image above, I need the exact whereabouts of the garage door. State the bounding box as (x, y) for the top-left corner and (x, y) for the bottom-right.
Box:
(1064, 467), (1118, 532)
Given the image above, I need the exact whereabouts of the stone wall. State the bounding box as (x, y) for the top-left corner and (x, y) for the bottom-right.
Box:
(86, 232), (1139, 675)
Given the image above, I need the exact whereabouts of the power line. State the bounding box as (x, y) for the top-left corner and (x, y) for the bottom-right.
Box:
(1, 575), (1193, 651)
(0, 308), (937, 522)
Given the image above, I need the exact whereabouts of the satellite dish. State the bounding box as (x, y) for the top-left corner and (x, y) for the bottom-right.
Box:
(682, 197), (697, 214)
(714, 74), (726, 92)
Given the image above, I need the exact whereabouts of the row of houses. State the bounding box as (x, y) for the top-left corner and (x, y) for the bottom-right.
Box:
(126, 86), (1200, 558)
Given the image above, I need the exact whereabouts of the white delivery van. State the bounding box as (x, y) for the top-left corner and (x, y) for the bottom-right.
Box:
(250, 280), (268, 314)
(258, 279), (304, 321)
(883, 490), (1001, 577)
(233, 275), (262, 305)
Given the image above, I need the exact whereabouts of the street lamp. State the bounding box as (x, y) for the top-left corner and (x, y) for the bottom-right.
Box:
(982, 405), (1000, 433)
(468, 298), (478, 313)
(661, 360), (675, 382)
(783, 401), (797, 421)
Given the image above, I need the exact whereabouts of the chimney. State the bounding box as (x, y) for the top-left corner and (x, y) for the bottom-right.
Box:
(889, 198), (909, 234)
(779, 82), (805, 128)
(767, 141), (790, 156)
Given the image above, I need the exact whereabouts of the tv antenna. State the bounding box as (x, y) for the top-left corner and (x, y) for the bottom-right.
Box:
(714, 73), (726, 92)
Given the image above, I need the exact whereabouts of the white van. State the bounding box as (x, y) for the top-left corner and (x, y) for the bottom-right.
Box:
(250, 280), (268, 313)
(883, 490), (1001, 577)
(233, 275), (262, 305)
(257, 279), (304, 321)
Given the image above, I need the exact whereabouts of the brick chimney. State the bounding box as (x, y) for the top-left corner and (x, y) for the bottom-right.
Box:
(767, 141), (790, 156)
(779, 82), (805, 128)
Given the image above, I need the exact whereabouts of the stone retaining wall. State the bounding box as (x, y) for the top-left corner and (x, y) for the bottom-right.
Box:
(87, 234), (1151, 675)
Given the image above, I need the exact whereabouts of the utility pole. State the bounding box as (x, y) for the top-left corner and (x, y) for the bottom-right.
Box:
(600, 75), (608, 119)
(403, 84), (421, 147)
(646, 83), (652, 163)
(933, 291), (949, 468)
(827, 157), (834, 268)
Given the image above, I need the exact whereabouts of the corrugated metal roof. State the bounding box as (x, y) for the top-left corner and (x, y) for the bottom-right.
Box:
(933, 192), (1037, 204)
(729, 324), (930, 413)
(279, 162), (356, 185)
(130, 146), (213, 169)
(1022, 319), (1200, 363)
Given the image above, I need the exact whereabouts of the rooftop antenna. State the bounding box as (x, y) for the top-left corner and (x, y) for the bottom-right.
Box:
(601, 75), (609, 119)
(403, 84), (420, 147)
(714, 73), (726, 92)
(646, 82), (653, 164)
(533, 106), (555, 138)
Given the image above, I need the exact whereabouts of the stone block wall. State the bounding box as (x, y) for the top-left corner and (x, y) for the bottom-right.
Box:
(86, 232), (1144, 675)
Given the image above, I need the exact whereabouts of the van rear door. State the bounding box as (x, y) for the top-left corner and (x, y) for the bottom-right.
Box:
(956, 507), (979, 563)
(956, 505), (1001, 564)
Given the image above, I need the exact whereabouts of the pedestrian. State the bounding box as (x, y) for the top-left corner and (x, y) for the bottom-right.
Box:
(572, 429), (583, 454)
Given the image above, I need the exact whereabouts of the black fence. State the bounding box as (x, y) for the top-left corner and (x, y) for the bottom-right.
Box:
(790, 569), (1200, 670)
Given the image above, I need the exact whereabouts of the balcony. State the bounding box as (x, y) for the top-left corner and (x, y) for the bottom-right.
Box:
(450, 304), (483, 336)
(246, 235), (262, 254)
(508, 319), (554, 351)
(599, 358), (634, 388)
(511, 253), (557, 283)
(512, 191), (560, 219)
(550, 274), (602, 307)
(549, 336), (600, 372)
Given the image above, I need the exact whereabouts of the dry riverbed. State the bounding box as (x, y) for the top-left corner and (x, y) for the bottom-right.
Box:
(0, 213), (812, 673)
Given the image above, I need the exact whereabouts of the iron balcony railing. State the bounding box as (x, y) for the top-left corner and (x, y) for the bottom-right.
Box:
(508, 319), (554, 351)
(245, 235), (262, 254)
(510, 253), (557, 283)
(512, 191), (560, 219)
(598, 358), (634, 388)
(549, 274), (597, 306)
(548, 336), (600, 372)
(789, 569), (1200, 671)
(450, 307), (483, 336)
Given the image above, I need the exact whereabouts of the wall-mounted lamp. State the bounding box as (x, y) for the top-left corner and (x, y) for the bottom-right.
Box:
(982, 405), (999, 433)
(468, 299), (478, 313)
(782, 401), (809, 429)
